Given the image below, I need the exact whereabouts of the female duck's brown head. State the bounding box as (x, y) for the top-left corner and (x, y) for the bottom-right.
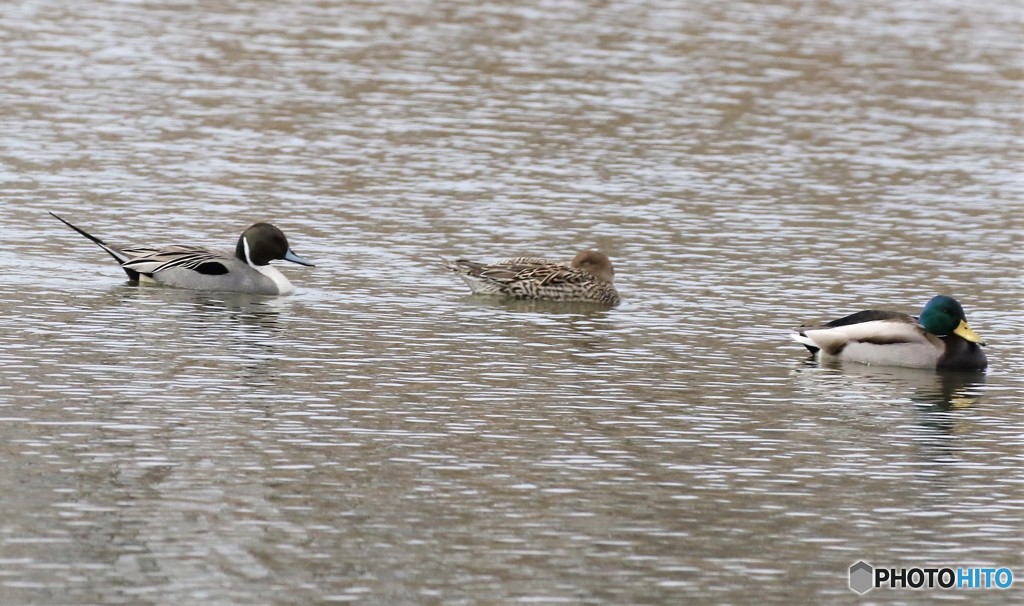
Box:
(570, 250), (614, 283)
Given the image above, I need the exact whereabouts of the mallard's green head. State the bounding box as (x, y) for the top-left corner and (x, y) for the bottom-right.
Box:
(919, 295), (985, 345)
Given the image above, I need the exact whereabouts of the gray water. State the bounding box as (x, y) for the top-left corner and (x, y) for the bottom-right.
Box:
(1, 0), (1022, 604)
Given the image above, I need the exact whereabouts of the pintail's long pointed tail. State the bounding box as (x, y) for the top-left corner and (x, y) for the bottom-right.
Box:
(49, 211), (138, 278)
(441, 256), (488, 276)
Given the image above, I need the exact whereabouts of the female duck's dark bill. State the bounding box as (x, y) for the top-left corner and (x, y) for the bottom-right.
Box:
(284, 249), (315, 267)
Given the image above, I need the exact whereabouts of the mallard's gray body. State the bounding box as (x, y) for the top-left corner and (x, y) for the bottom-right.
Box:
(792, 297), (987, 370)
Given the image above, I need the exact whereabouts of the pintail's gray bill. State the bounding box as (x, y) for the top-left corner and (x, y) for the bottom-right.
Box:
(284, 249), (315, 267)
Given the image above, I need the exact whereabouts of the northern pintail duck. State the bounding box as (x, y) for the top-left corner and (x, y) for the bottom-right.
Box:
(791, 295), (987, 370)
(445, 250), (620, 306)
(51, 212), (314, 295)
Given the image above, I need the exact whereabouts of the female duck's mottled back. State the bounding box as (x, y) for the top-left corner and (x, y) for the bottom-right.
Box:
(445, 250), (620, 306)
(50, 212), (314, 296)
(791, 295), (987, 370)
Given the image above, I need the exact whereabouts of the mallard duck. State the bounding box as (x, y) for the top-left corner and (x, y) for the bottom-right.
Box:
(51, 212), (314, 295)
(791, 295), (987, 370)
(444, 250), (620, 305)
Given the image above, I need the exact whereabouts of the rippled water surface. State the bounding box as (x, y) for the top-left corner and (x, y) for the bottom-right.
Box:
(1, 0), (1022, 603)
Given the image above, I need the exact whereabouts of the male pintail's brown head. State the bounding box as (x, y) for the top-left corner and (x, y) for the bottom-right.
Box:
(235, 223), (315, 267)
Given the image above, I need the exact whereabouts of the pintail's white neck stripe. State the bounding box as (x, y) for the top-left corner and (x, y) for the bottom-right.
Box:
(242, 236), (254, 266)
(243, 234), (292, 294)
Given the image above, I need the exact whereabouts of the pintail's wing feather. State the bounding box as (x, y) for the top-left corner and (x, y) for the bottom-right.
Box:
(451, 258), (588, 288)
(121, 246), (230, 276)
(500, 257), (557, 265)
(507, 263), (591, 286)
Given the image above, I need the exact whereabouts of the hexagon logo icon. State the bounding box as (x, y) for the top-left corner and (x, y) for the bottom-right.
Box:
(849, 561), (874, 594)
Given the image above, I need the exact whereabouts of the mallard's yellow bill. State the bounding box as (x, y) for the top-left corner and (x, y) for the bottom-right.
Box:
(954, 319), (985, 345)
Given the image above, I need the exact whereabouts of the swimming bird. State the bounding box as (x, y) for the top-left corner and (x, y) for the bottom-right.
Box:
(791, 295), (987, 370)
(444, 250), (620, 305)
(50, 212), (314, 295)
